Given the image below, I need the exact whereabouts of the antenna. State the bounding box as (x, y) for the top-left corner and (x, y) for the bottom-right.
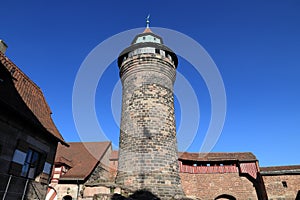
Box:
(146, 14), (150, 28)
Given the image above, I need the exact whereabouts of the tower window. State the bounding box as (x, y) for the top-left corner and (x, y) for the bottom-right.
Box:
(143, 37), (146, 40)
(282, 181), (288, 188)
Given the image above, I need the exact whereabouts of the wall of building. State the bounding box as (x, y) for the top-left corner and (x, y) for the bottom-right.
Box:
(54, 183), (84, 200)
(180, 172), (258, 200)
(100, 145), (112, 169)
(0, 115), (57, 173)
(0, 109), (58, 199)
(109, 159), (118, 181)
(86, 163), (112, 184)
(262, 174), (300, 200)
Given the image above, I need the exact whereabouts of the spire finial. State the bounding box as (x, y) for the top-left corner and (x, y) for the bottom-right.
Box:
(146, 14), (150, 28)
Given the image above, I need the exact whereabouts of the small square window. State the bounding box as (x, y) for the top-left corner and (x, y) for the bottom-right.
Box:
(43, 162), (52, 174)
(12, 149), (26, 165)
(282, 181), (287, 188)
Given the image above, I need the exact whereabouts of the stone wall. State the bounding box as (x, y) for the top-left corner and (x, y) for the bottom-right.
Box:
(86, 145), (113, 184)
(262, 174), (300, 200)
(53, 183), (84, 200)
(26, 180), (48, 200)
(180, 172), (258, 200)
(86, 163), (112, 184)
(116, 53), (183, 199)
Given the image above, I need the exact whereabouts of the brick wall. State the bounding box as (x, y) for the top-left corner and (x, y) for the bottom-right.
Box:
(180, 172), (258, 199)
(262, 174), (300, 200)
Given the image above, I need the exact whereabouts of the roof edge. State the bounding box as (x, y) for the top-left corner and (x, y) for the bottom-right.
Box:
(261, 170), (300, 175)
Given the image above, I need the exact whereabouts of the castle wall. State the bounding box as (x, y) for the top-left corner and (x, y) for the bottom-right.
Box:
(262, 174), (300, 199)
(180, 172), (258, 199)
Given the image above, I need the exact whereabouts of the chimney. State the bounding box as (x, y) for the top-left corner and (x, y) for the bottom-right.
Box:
(0, 40), (8, 54)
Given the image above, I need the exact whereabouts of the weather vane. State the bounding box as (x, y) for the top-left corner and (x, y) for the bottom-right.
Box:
(146, 14), (150, 28)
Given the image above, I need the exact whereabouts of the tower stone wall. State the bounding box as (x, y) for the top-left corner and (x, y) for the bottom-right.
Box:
(116, 34), (184, 198)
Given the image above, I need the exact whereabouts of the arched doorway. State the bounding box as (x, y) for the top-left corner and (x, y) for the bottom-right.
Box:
(215, 194), (237, 200)
(296, 190), (300, 200)
(62, 195), (72, 200)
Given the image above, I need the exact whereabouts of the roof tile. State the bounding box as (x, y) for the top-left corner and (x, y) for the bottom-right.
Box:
(0, 51), (65, 143)
(178, 152), (257, 162)
(55, 142), (111, 180)
(109, 151), (257, 162)
(260, 165), (300, 172)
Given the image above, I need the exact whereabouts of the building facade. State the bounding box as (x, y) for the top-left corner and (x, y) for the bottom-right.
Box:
(261, 165), (300, 200)
(49, 145), (300, 200)
(0, 41), (66, 199)
(46, 142), (115, 200)
(179, 152), (267, 199)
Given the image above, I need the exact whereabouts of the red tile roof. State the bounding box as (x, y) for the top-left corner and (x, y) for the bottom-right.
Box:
(0, 51), (65, 143)
(178, 152), (257, 162)
(143, 27), (153, 33)
(55, 142), (111, 180)
(260, 165), (300, 174)
(109, 151), (257, 162)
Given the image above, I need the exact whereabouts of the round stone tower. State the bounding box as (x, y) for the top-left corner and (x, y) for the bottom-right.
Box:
(116, 24), (184, 199)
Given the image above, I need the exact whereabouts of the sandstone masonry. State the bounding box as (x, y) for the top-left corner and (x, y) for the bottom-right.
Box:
(115, 28), (184, 199)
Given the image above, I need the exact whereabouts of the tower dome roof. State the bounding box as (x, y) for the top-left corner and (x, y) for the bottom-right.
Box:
(131, 27), (163, 45)
(118, 28), (178, 68)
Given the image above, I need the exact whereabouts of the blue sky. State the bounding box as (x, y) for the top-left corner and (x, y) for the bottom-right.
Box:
(1, 1), (299, 166)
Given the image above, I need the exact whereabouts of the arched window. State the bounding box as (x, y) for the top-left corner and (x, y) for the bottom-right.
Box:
(215, 194), (236, 200)
(62, 195), (72, 200)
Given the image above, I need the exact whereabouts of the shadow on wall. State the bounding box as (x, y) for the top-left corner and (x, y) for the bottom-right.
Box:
(110, 189), (198, 200)
(296, 190), (300, 200)
(215, 194), (236, 200)
(62, 195), (72, 200)
(111, 189), (160, 200)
